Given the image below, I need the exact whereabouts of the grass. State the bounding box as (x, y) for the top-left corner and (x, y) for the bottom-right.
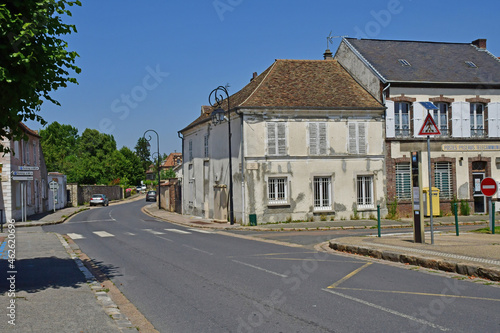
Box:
(470, 226), (500, 234)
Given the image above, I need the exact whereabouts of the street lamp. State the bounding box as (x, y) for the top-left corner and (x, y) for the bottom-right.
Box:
(143, 129), (161, 210)
(209, 85), (234, 225)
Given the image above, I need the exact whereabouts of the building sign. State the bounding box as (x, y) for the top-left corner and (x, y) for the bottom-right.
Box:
(442, 144), (500, 152)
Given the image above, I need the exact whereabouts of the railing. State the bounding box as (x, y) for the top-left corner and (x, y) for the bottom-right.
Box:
(471, 128), (485, 138)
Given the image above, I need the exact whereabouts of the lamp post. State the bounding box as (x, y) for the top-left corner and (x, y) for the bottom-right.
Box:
(144, 129), (161, 210)
(209, 86), (234, 225)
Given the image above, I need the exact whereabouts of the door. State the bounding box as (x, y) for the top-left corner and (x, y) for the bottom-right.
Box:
(472, 173), (485, 213)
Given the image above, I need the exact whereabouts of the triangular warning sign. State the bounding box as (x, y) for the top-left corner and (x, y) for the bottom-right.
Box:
(419, 113), (441, 135)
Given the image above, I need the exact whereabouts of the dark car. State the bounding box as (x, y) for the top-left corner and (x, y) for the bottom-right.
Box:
(90, 194), (109, 206)
(146, 190), (157, 202)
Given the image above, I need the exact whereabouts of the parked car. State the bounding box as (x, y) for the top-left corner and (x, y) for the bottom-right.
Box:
(90, 194), (109, 206)
(136, 186), (142, 192)
(146, 190), (157, 202)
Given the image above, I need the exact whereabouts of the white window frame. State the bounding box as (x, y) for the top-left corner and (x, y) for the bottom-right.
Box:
(395, 163), (411, 200)
(357, 175), (374, 209)
(348, 122), (367, 154)
(432, 103), (449, 136)
(434, 162), (453, 199)
(470, 103), (485, 137)
(267, 177), (288, 205)
(313, 176), (332, 211)
(309, 122), (328, 155)
(267, 122), (287, 156)
(395, 102), (410, 137)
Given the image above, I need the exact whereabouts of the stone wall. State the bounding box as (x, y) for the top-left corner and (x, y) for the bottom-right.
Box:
(77, 185), (123, 205)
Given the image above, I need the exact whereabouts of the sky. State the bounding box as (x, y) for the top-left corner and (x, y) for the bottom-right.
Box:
(26, 0), (500, 156)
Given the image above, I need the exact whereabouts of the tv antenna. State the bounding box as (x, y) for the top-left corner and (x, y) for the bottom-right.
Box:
(326, 31), (347, 49)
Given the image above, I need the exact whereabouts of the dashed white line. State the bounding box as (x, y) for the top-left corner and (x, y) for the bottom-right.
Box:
(143, 229), (165, 235)
(231, 260), (288, 278)
(182, 244), (213, 255)
(165, 229), (191, 234)
(124, 232), (136, 236)
(67, 233), (85, 240)
(188, 229), (213, 234)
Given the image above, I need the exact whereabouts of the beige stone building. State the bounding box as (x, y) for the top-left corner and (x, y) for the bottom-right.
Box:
(335, 38), (500, 216)
(180, 58), (385, 224)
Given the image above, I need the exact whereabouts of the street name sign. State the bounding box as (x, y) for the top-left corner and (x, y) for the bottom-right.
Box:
(418, 113), (441, 136)
(12, 176), (33, 181)
(11, 171), (34, 176)
(481, 177), (498, 197)
(19, 166), (39, 171)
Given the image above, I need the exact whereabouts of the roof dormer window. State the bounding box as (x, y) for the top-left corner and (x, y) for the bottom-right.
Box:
(398, 59), (411, 66)
(465, 61), (477, 68)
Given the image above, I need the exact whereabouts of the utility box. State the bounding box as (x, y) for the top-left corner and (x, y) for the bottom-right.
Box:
(249, 214), (257, 226)
(423, 187), (440, 216)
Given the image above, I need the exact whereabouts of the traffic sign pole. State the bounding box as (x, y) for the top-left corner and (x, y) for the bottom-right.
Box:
(480, 177), (498, 233)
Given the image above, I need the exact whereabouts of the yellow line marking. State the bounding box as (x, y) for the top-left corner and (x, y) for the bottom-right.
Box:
(227, 251), (316, 258)
(328, 262), (372, 289)
(333, 287), (500, 302)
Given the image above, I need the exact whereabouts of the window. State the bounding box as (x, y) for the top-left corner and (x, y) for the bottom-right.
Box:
(24, 141), (30, 165)
(204, 134), (209, 158)
(395, 163), (411, 200)
(314, 176), (332, 210)
(33, 141), (37, 165)
(470, 103), (484, 137)
(434, 162), (453, 199)
(268, 177), (288, 205)
(42, 179), (46, 199)
(14, 141), (19, 159)
(357, 176), (374, 209)
(395, 102), (410, 137)
(267, 122), (286, 156)
(348, 123), (366, 154)
(188, 140), (193, 161)
(432, 103), (449, 136)
(309, 122), (327, 155)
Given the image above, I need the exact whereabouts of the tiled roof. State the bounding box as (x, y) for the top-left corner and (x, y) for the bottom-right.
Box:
(161, 152), (182, 168)
(344, 38), (500, 84)
(180, 59), (383, 132)
(19, 122), (41, 138)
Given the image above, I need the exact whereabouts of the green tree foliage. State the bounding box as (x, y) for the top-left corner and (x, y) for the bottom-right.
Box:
(39, 121), (78, 173)
(161, 167), (177, 180)
(0, 0), (82, 154)
(135, 137), (151, 172)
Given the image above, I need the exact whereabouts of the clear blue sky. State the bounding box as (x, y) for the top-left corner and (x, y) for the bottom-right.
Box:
(27, 0), (500, 156)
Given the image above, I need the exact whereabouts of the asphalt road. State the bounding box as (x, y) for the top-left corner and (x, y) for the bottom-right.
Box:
(44, 201), (500, 332)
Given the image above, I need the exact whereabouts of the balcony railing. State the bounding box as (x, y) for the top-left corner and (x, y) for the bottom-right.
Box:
(395, 127), (410, 137)
(471, 128), (485, 138)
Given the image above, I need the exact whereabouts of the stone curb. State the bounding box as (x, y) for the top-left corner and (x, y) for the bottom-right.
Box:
(55, 233), (135, 332)
(329, 241), (500, 282)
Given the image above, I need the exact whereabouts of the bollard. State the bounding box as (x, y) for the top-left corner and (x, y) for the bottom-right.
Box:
(453, 203), (459, 236)
(493, 201), (496, 235)
(377, 205), (381, 237)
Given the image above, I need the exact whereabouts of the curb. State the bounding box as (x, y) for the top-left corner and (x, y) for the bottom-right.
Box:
(329, 240), (500, 282)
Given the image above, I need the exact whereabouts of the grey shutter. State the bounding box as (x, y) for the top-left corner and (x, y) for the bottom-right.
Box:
(348, 123), (357, 153)
(319, 122), (327, 155)
(267, 122), (276, 155)
(309, 123), (318, 155)
(358, 123), (366, 154)
(385, 101), (395, 138)
(277, 122), (286, 155)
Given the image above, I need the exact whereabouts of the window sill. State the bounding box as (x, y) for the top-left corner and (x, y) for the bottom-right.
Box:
(267, 202), (290, 208)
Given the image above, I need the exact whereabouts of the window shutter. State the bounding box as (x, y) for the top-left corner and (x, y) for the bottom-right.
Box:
(461, 102), (471, 138)
(267, 122), (276, 155)
(451, 102), (463, 138)
(358, 123), (366, 154)
(309, 123), (318, 155)
(277, 122), (286, 155)
(385, 101), (395, 138)
(488, 102), (500, 138)
(319, 122), (327, 155)
(348, 123), (357, 153)
(413, 102), (425, 138)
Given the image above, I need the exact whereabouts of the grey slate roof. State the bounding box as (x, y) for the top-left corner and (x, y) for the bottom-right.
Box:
(344, 38), (500, 84)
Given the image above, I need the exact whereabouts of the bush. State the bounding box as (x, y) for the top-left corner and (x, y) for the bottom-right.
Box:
(386, 197), (398, 219)
(460, 200), (470, 216)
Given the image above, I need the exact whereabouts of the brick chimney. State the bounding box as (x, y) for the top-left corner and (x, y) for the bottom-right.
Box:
(323, 48), (333, 60)
(472, 39), (487, 49)
(250, 72), (258, 82)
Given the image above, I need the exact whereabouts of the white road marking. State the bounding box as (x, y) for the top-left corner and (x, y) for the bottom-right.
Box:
(124, 232), (136, 236)
(157, 236), (174, 242)
(231, 260), (288, 278)
(182, 244), (213, 255)
(143, 229), (165, 235)
(93, 231), (115, 238)
(68, 219), (115, 224)
(188, 228), (213, 234)
(322, 289), (450, 331)
(67, 233), (85, 240)
(165, 229), (191, 234)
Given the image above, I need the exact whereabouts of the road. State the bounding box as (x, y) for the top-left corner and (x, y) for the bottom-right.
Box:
(44, 200), (500, 332)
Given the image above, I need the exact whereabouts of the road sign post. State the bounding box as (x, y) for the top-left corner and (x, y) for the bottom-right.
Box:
(480, 177), (498, 233)
(49, 181), (59, 212)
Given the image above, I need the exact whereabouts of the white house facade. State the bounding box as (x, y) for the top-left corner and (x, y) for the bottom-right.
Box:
(180, 59), (386, 224)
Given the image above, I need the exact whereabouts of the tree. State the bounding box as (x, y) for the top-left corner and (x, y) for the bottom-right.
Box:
(135, 137), (151, 172)
(0, 0), (81, 154)
(119, 146), (144, 185)
(39, 121), (78, 172)
(161, 167), (177, 180)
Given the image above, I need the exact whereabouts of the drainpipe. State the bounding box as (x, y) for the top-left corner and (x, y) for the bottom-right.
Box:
(382, 83), (390, 105)
(177, 131), (184, 215)
(234, 108), (245, 225)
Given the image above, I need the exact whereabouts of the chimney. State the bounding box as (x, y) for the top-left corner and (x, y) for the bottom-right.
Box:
(250, 72), (258, 82)
(323, 48), (333, 60)
(472, 39), (487, 49)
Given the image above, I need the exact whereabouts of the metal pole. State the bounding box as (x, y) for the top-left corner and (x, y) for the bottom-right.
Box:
(21, 182), (24, 222)
(492, 201), (496, 234)
(454, 202), (459, 236)
(1, 209), (3, 233)
(427, 134), (434, 244)
(377, 204), (381, 237)
(143, 129), (161, 210)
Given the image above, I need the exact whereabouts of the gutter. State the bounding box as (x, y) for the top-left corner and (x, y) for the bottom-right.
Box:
(234, 108), (246, 225)
(177, 131), (184, 216)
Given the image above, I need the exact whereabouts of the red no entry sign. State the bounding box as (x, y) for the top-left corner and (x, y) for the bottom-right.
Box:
(480, 177), (498, 197)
